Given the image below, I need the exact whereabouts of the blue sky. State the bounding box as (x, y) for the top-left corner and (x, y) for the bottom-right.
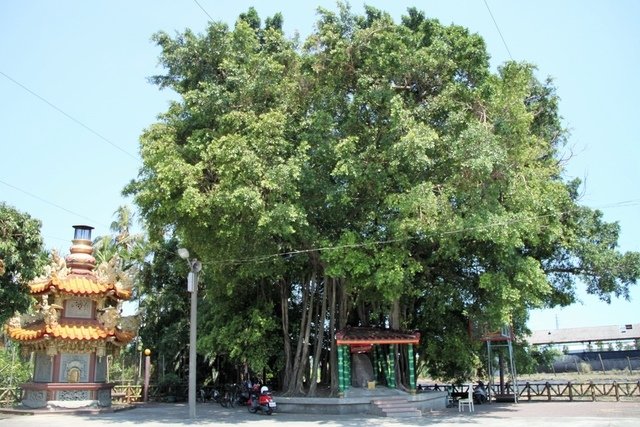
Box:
(1, 1), (639, 331)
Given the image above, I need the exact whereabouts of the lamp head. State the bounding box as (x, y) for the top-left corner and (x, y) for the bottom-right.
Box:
(177, 248), (190, 260)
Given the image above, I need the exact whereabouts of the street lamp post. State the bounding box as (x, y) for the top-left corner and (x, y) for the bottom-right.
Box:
(178, 248), (201, 419)
(137, 339), (143, 385)
(143, 349), (151, 402)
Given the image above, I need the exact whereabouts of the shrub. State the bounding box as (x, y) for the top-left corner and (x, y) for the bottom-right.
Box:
(0, 344), (32, 387)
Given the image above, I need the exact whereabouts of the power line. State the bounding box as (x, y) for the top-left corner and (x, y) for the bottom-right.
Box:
(0, 70), (139, 161)
(213, 197), (640, 267)
(595, 199), (640, 209)
(0, 178), (110, 228)
(483, 0), (513, 60)
(212, 211), (568, 267)
(192, 0), (214, 21)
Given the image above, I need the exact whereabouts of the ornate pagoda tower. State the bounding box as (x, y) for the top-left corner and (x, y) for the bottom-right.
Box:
(4, 225), (138, 409)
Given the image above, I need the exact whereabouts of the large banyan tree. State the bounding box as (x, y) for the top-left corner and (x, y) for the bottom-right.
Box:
(125, 4), (640, 394)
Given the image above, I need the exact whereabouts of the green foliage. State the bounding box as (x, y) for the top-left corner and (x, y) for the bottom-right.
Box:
(0, 203), (46, 325)
(158, 372), (182, 394)
(198, 274), (282, 376)
(520, 345), (562, 374)
(108, 354), (139, 383)
(126, 3), (640, 386)
(0, 343), (32, 386)
(136, 238), (191, 377)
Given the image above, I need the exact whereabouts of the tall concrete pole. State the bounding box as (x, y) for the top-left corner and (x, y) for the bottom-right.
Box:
(188, 268), (198, 419)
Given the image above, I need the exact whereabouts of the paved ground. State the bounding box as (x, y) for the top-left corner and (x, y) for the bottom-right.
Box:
(1, 400), (640, 427)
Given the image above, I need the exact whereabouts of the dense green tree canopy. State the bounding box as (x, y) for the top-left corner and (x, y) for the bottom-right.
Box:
(0, 203), (46, 325)
(126, 4), (640, 385)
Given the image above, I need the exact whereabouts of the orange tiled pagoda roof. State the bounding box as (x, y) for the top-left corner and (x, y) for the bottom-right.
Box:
(335, 327), (420, 345)
(4, 321), (134, 345)
(29, 275), (131, 300)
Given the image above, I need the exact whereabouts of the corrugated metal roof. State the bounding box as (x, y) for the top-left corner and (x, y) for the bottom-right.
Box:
(528, 323), (640, 345)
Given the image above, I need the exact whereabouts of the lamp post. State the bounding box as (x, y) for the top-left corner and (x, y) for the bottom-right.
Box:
(143, 349), (151, 402)
(178, 248), (201, 419)
(137, 339), (143, 385)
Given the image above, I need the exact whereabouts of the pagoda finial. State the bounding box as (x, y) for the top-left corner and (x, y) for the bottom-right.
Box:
(65, 225), (96, 275)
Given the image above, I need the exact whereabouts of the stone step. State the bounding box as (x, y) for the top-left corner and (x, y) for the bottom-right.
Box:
(370, 398), (422, 418)
(382, 406), (421, 413)
(375, 402), (415, 410)
(371, 396), (408, 405)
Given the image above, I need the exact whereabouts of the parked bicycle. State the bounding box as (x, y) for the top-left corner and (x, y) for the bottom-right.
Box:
(212, 387), (234, 408)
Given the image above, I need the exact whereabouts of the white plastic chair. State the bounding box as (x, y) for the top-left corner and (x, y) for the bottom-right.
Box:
(458, 384), (475, 412)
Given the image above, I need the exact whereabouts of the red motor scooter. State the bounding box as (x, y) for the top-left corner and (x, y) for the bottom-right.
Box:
(248, 385), (276, 415)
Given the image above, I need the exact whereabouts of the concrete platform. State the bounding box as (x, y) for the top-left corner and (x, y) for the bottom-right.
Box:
(276, 386), (447, 415)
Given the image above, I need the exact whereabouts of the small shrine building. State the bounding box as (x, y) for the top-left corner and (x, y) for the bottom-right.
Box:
(4, 225), (138, 409)
(335, 327), (420, 394)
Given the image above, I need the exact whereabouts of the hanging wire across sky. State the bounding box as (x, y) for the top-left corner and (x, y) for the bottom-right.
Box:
(0, 70), (139, 161)
(0, 178), (110, 229)
(483, 0), (513, 60)
(192, 0), (214, 21)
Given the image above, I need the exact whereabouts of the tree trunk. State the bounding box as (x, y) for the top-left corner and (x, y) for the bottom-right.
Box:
(397, 345), (408, 390)
(389, 300), (405, 390)
(338, 278), (349, 329)
(308, 277), (327, 396)
(285, 276), (308, 395)
(297, 271), (317, 393)
(286, 271), (316, 395)
(390, 299), (401, 329)
(356, 298), (368, 326)
(320, 348), (330, 385)
(279, 278), (292, 391)
(328, 277), (338, 394)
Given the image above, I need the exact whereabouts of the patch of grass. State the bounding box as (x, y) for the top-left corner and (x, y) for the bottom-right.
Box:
(420, 369), (640, 385)
(518, 370), (640, 383)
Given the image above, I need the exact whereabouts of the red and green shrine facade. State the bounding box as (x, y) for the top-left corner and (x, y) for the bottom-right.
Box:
(335, 327), (420, 394)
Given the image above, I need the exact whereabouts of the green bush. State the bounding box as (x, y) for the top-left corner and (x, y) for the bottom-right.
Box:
(108, 356), (139, 383)
(578, 362), (592, 374)
(0, 344), (32, 386)
(158, 372), (182, 395)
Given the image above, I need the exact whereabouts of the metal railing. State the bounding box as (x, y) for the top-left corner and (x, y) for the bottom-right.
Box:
(419, 381), (640, 402)
(518, 381), (640, 401)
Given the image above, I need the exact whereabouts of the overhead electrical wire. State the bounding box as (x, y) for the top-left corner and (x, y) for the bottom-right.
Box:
(596, 199), (640, 209)
(0, 178), (110, 229)
(207, 204), (639, 268)
(0, 70), (139, 161)
(192, 0), (214, 21)
(0, 69), (139, 240)
(483, 0), (513, 60)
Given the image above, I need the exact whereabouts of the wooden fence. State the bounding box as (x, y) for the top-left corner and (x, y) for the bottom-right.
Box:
(517, 381), (640, 401)
(111, 383), (145, 404)
(420, 381), (640, 402)
(0, 387), (21, 406)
